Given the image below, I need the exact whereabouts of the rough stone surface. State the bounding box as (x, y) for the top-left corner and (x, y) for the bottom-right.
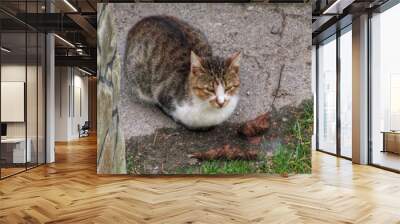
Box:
(97, 4), (126, 174)
(111, 3), (312, 138)
(125, 101), (312, 174)
(103, 3), (312, 174)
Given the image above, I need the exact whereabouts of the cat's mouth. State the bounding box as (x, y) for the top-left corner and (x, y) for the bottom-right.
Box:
(210, 98), (230, 108)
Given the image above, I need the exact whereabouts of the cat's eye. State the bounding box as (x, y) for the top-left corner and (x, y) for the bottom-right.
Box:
(226, 86), (234, 91)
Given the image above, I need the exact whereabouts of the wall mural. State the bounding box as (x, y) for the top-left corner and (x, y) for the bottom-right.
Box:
(97, 3), (313, 175)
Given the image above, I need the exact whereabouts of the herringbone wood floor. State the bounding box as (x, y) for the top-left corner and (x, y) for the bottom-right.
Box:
(1, 135), (400, 224)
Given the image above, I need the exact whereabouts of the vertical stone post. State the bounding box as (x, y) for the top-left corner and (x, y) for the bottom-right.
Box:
(97, 4), (126, 173)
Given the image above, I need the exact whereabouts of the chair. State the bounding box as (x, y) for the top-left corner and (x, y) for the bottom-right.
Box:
(79, 121), (90, 138)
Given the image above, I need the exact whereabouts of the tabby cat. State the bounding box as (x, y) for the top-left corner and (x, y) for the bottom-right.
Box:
(124, 15), (241, 129)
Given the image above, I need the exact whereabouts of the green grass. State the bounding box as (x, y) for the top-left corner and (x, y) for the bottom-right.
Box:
(272, 100), (313, 174)
(268, 143), (311, 174)
(131, 100), (314, 175)
(126, 154), (135, 174)
(175, 160), (259, 175)
(201, 160), (257, 174)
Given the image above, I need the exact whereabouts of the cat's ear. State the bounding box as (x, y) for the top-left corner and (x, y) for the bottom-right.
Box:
(227, 52), (241, 69)
(191, 51), (203, 69)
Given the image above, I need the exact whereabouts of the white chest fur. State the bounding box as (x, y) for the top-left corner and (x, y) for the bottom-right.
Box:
(172, 95), (239, 128)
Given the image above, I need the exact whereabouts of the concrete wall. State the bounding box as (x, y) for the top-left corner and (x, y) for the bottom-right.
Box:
(99, 3), (312, 174)
(112, 3), (312, 139)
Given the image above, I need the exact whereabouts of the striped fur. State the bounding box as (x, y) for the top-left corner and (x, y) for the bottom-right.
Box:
(124, 15), (240, 129)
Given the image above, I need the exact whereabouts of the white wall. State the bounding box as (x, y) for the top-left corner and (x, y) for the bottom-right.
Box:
(54, 67), (89, 141)
(1, 65), (39, 138)
(71, 73), (89, 138)
(55, 66), (69, 141)
(1, 65), (26, 138)
(1, 82), (25, 122)
(1, 64), (25, 81)
(1, 63), (46, 164)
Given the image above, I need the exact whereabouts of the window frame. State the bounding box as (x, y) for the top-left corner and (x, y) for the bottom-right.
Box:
(315, 23), (353, 161)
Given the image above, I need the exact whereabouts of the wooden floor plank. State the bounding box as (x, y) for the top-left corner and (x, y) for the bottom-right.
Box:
(0, 135), (399, 223)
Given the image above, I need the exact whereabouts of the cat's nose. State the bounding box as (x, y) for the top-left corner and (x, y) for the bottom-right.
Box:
(217, 95), (225, 107)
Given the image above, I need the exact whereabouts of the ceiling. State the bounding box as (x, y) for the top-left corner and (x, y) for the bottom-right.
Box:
(1, 32), (45, 64)
(312, 0), (391, 44)
(0, 0), (97, 75)
(3, 0), (394, 73)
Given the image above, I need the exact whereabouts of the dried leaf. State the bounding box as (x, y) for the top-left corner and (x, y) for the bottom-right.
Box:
(281, 172), (289, 178)
(248, 136), (262, 145)
(189, 145), (258, 161)
(238, 113), (270, 137)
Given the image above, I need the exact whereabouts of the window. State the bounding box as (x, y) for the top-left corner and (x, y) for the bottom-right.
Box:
(0, 1), (47, 179)
(316, 24), (353, 159)
(339, 26), (352, 158)
(317, 35), (337, 154)
(370, 2), (400, 171)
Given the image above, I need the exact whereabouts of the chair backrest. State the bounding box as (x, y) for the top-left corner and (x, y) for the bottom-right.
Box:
(82, 121), (90, 129)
